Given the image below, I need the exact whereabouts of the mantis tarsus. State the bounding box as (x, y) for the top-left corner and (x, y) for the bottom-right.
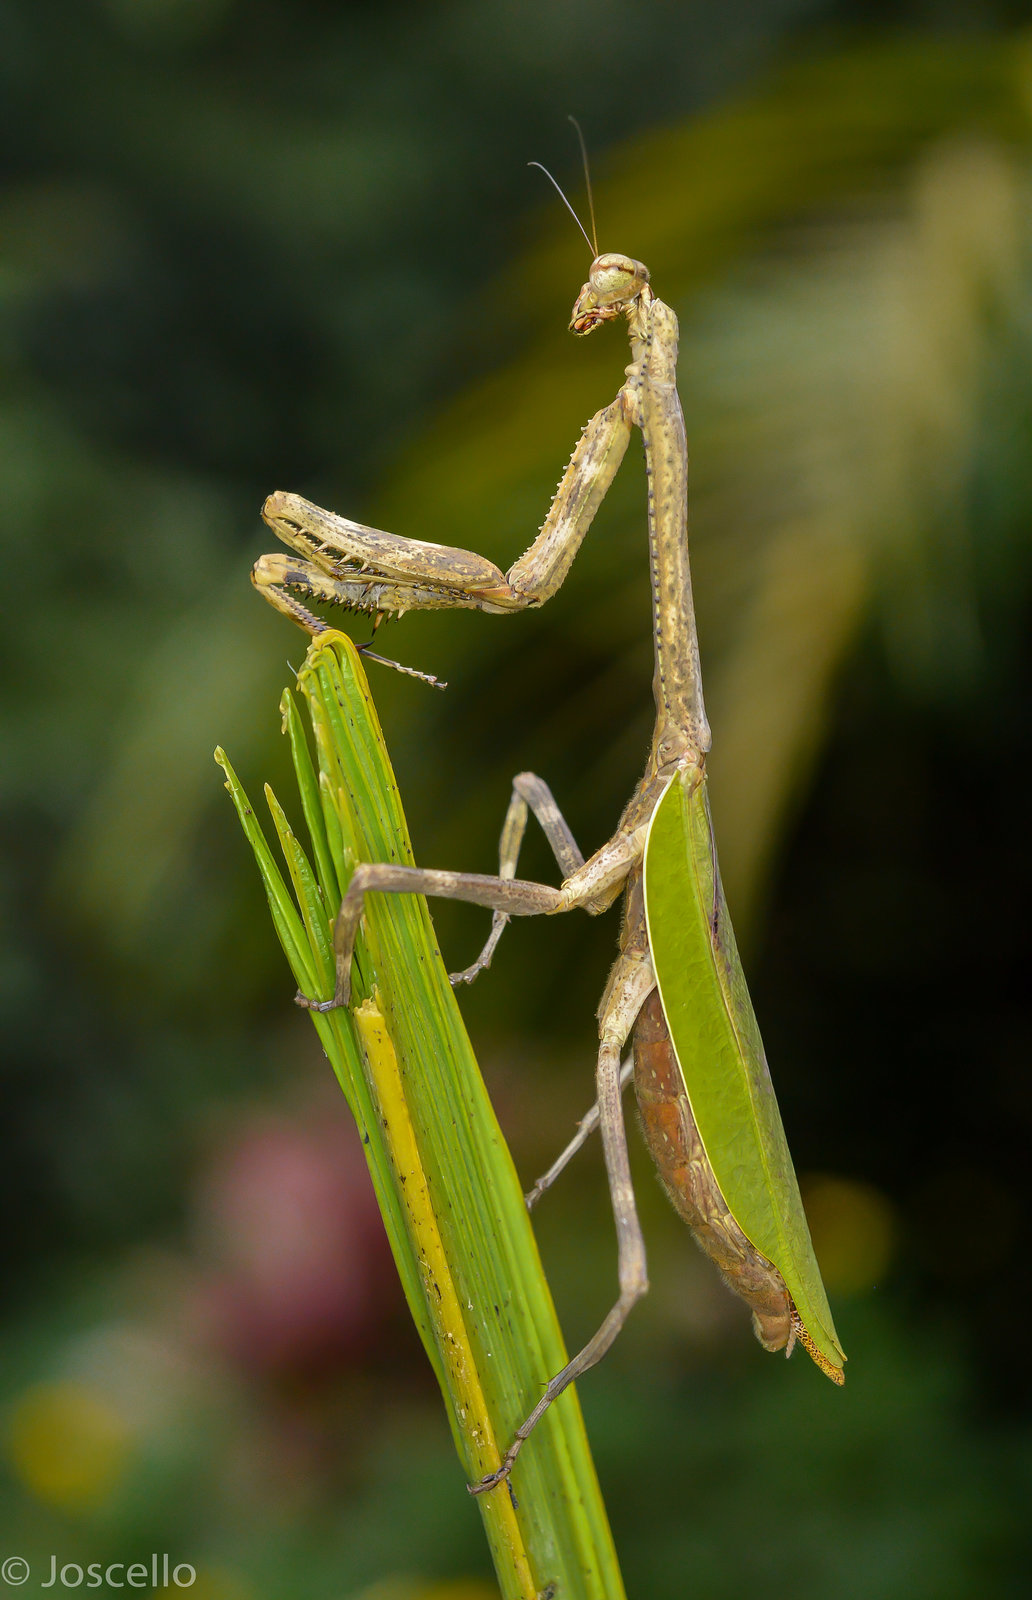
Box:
(253, 236), (846, 1492)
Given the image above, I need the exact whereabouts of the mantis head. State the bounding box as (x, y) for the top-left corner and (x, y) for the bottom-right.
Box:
(570, 253), (650, 334)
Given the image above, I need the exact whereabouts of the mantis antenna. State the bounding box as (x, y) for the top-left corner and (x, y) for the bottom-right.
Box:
(566, 115), (599, 257)
(528, 117), (600, 258)
(527, 161), (596, 258)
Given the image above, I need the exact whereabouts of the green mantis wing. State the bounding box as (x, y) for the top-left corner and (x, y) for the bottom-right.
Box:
(644, 767), (846, 1380)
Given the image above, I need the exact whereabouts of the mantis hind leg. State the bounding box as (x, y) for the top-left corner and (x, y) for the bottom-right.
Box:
(471, 956), (654, 1496)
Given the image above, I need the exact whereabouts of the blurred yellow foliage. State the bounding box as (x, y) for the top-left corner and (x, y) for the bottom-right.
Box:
(5, 1379), (131, 1511)
(802, 1174), (896, 1295)
(187, 1566), (254, 1600)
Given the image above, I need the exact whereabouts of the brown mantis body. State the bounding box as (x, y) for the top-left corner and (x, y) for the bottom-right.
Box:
(254, 249), (843, 1491)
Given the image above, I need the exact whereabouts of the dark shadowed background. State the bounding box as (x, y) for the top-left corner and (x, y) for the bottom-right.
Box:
(3, 2), (1032, 1596)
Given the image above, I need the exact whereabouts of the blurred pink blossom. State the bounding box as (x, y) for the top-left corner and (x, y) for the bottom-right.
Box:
(190, 1103), (396, 1376)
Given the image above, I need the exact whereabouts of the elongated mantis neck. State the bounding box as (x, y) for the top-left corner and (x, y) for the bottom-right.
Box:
(634, 294), (711, 775)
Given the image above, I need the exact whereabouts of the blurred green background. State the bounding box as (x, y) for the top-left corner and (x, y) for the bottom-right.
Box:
(3, 1), (1032, 1596)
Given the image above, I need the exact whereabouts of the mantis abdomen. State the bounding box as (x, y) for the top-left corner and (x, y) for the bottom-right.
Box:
(633, 988), (795, 1354)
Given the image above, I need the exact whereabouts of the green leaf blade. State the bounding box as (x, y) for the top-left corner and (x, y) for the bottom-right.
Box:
(281, 686), (341, 906)
(214, 748), (318, 998)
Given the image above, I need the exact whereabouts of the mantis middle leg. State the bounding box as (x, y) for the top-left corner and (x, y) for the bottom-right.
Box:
(451, 769), (607, 985)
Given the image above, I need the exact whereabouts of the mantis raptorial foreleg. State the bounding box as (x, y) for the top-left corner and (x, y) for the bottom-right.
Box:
(254, 391), (633, 634)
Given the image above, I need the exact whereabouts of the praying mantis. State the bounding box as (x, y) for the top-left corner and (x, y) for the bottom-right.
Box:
(252, 205), (846, 1493)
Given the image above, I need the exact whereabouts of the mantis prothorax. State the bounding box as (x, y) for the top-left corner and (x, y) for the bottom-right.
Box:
(253, 242), (846, 1491)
